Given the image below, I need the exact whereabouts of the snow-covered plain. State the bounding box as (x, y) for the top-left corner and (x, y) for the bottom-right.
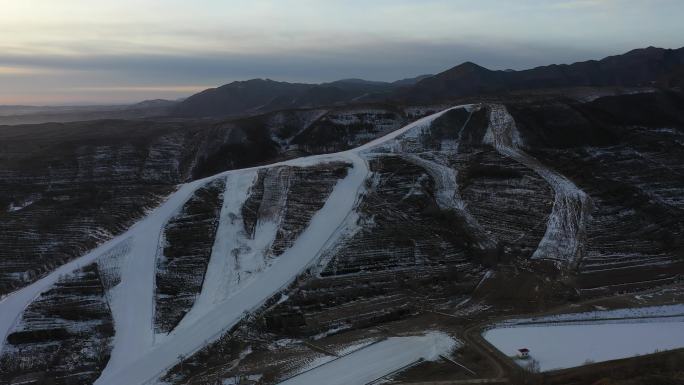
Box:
(0, 106), (465, 385)
(484, 317), (684, 372)
(279, 332), (458, 385)
(485, 305), (684, 372)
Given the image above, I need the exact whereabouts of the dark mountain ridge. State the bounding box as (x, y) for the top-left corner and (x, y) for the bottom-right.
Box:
(172, 46), (684, 119)
(172, 75), (434, 119)
(402, 46), (684, 102)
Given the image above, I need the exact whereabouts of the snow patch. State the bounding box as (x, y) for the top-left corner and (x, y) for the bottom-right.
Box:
(6, 194), (41, 212)
(279, 332), (458, 385)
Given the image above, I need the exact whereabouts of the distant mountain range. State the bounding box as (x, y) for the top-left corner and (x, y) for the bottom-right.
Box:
(401, 46), (684, 103)
(171, 75), (430, 118)
(2, 46), (683, 125)
(173, 46), (684, 118)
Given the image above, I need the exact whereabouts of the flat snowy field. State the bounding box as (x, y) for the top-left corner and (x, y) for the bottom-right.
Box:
(279, 332), (457, 385)
(484, 315), (684, 372)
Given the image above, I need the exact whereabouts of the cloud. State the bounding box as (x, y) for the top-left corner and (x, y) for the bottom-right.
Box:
(70, 85), (209, 93)
(0, 66), (63, 76)
(0, 39), (607, 81)
(1, 0), (683, 104)
(552, 0), (614, 8)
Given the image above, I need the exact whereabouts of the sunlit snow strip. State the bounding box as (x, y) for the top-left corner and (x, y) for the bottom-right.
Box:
(279, 332), (458, 385)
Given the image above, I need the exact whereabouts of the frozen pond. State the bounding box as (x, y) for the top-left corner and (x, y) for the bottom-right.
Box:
(483, 317), (684, 372)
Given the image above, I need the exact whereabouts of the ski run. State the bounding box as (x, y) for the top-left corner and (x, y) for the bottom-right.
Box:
(484, 104), (590, 268)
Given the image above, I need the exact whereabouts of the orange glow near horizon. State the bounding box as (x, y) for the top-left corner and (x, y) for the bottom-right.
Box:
(0, 85), (208, 106)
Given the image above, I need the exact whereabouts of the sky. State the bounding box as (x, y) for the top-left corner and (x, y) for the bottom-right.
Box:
(1, 0), (683, 105)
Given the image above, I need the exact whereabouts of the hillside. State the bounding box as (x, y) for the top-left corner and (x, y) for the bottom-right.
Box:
(170, 46), (684, 119)
(0, 88), (683, 384)
(1, 47), (684, 384)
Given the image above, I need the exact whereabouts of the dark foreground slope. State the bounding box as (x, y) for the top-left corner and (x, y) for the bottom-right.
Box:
(1, 89), (683, 384)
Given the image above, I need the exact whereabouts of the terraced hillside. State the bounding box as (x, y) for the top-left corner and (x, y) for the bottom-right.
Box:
(155, 179), (226, 333)
(0, 90), (683, 385)
(0, 264), (114, 385)
(162, 94), (684, 384)
(0, 106), (437, 296)
(508, 92), (684, 291)
(0, 120), (222, 297)
(460, 149), (553, 261)
(267, 163), (350, 257)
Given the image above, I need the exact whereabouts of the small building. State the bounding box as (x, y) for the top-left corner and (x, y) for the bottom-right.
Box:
(517, 348), (530, 359)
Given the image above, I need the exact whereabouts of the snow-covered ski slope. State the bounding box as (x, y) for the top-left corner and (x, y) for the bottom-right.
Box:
(0, 106), (462, 385)
(279, 332), (458, 385)
(485, 104), (590, 268)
